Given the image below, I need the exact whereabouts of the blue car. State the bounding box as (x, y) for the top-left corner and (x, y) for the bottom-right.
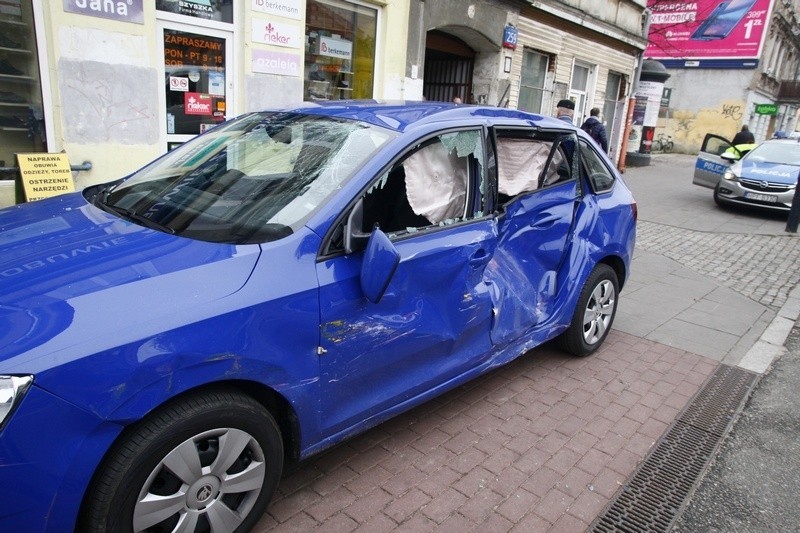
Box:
(0, 102), (636, 532)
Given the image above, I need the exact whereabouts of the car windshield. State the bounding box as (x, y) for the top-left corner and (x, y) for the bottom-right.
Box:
(92, 112), (396, 244)
(747, 142), (800, 166)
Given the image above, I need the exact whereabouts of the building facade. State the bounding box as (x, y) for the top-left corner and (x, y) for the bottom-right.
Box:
(1, 0), (650, 207)
(647, 0), (800, 152)
(0, 0), (412, 206)
(405, 0), (649, 160)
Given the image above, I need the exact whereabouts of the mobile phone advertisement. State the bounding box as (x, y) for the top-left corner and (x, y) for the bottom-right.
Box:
(645, 0), (773, 62)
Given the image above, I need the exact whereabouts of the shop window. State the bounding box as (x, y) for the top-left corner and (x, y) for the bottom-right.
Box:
(304, 0), (376, 101)
(163, 29), (226, 136)
(0, 0), (46, 168)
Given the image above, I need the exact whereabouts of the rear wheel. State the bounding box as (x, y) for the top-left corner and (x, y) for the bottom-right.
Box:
(558, 263), (618, 356)
(81, 390), (283, 533)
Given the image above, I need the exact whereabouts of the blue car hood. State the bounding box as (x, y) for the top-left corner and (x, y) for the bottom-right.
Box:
(739, 161), (800, 184)
(0, 194), (259, 371)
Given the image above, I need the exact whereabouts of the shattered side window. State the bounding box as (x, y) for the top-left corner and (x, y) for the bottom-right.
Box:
(495, 130), (576, 203)
(361, 129), (485, 235)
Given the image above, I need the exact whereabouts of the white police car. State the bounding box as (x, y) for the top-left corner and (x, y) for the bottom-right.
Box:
(694, 136), (799, 211)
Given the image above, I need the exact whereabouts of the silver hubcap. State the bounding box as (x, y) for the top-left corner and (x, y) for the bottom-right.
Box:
(582, 279), (615, 345)
(133, 428), (266, 532)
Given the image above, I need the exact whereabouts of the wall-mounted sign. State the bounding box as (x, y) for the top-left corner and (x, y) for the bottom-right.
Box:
(252, 49), (302, 77)
(16, 153), (75, 202)
(252, 18), (302, 49)
(754, 103), (778, 115)
(156, 0), (233, 23)
(63, 0), (144, 24)
(252, 0), (302, 21)
(661, 87), (672, 107)
(502, 25), (518, 50)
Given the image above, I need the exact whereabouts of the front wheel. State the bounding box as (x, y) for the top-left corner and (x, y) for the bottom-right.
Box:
(664, 141), (674, 153)
(558, 263), (619, 356)
(80, 390), (283, 533)
(713, 182), (727, 208)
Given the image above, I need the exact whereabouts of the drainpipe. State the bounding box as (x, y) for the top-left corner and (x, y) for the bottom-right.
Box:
(617, 9), (650, 172)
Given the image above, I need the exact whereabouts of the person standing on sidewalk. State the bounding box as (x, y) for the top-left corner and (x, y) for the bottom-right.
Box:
(581, 108), (609, 152)
(555, 99), (575, 124)
(732, 125), (755, 145)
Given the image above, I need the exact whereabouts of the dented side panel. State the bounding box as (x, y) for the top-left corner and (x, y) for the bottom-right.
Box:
(488, 180), (578, 345)
(316, 221), (497, 436)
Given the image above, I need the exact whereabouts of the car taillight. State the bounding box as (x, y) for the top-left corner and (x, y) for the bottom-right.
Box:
(631, 201), (638, 222)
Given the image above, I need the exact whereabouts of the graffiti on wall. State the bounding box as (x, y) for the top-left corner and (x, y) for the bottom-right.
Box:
(660, 99), (746, 152)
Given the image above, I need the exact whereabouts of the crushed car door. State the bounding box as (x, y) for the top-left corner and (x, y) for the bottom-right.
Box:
(693, 133), (733, 188)
(487, 128), (580, 346)
(315, 129), (497, 436)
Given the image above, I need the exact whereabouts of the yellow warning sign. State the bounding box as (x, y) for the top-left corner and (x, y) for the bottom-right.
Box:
(16, 153), (75, 202)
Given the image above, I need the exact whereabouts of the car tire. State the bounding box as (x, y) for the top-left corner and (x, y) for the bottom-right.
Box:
(558, 263), (618, 357)
(80, 390), (283, 533)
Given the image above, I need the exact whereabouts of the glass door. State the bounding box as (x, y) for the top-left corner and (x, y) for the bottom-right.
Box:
(159, 21), (233, 150)
(569, 61), (593, 125)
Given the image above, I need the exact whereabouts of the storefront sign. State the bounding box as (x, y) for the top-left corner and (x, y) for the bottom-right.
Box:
(754, 103), (778, 115)
(63, 0), (144, 24)
(252, 49), (302, 77)
(252, 18), (302, 49)
(645, 0), (773, 67)
(252, 0), (302, 21)
(16, 153), (75, 202)
(164, 32), (225, 67)
(316, 36), (352, 60)
(184, 93), (213, 115)
(156, 0), (233, 23)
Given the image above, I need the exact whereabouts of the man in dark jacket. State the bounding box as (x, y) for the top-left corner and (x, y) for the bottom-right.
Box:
(581, 108), (608, 152)
(555, 99), (575, 124)
(732, 125), (755, 145)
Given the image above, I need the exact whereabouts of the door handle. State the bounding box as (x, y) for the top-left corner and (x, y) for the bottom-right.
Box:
(469, 249), (491, 267)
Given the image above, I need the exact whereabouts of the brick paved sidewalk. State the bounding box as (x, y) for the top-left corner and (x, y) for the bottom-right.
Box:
(254, 331), (716, 532)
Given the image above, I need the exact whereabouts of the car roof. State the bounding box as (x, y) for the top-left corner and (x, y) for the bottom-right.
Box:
(267, 100), (574, 133)
(764, 138), (800, 145)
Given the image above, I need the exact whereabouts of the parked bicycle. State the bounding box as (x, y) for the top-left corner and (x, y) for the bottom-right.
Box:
(652, 133), (674, 153)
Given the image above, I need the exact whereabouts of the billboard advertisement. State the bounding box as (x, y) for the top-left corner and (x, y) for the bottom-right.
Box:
(645, 0), (773, 68)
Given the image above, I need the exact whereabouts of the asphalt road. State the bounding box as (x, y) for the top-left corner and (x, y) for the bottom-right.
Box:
(622, 154), (800, 533)
(674, 323), (800, 532)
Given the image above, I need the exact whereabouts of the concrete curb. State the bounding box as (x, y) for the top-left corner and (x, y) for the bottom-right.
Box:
(738, 284), (800, 373)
